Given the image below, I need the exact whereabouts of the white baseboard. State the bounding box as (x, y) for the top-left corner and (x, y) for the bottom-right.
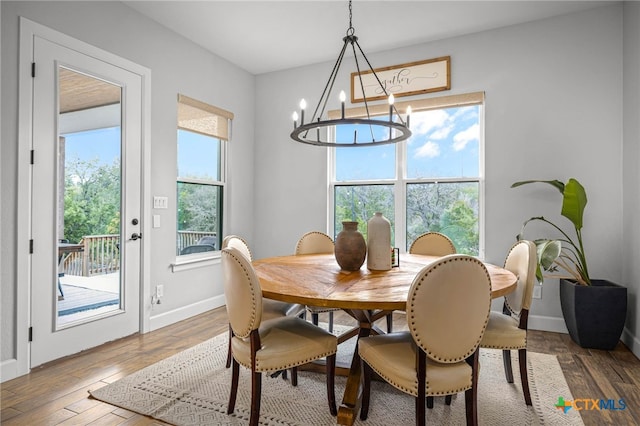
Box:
(149, 295), (225, 332)
(528, 314), (569, 334)
(621, 327), (640, 359)
(1, 358), (18, 383)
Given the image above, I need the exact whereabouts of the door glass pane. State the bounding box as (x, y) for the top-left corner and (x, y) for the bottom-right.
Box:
(57, 67), (122, 328)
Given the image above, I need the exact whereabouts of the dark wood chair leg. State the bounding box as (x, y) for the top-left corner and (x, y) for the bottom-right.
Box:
(225, 323), (233, 368)
(291, 367), (298, 386)
(326, 354), (337, 416)
(328, 312), (334, 333)
(249, 371), (262, 426)
(227, 359), (239, 414)
(386, 313), (393, 333)
(312, 312), (319, 326)
(502, 349), (514, 383)
(445, 394), (452, 405)
(465, 350), (479, 426)
(465, 387), (478, 426)
(360, 360), (372, 420)
(417, 350), (426, 426)
(426, 396), (434, 409)
(519, 349), (532, 405)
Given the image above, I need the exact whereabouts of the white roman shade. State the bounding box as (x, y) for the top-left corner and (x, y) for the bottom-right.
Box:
(177, 94), (234, 141)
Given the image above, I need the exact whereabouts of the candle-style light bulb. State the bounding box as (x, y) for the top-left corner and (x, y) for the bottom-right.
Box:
(406, 105), (412, 128)
(292, 111), (299, 129)
(299, 99), (306, 125)
(339, 90), (346, 118)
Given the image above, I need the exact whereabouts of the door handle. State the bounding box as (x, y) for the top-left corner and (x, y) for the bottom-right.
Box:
(129, 232), (142, 241)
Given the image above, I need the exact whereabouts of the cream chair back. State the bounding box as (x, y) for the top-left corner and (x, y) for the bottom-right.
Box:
(504, 240), (537, 314)
(295, 231), (334, 255)
(409, 232), (456, 256)
(222, 235), (253, 261)
(407, 254), (491, 363)
(221, 247), (262, 338)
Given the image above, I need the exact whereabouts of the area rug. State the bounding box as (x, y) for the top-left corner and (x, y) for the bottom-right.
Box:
(90, 329), (583, 425)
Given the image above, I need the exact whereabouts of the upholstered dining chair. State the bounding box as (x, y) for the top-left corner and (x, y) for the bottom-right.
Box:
(479, 239), (537, 406)
(221, 247), (338, 426)
(358, 254), (492, 426)
(221, 235), (305, 369)
(409, 231), (457, 256)
(384, 231), (458, 334)
(295, 231), (340, 333)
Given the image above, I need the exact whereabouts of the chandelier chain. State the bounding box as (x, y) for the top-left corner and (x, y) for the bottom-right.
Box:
(347, 0), (354, 36)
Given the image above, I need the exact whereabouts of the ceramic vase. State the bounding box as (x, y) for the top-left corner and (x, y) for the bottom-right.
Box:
(367, 212), (391, 271)
(334, 221), (366, 271)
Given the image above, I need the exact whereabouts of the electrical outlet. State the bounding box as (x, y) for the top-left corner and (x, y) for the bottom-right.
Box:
(533, 285), (542, 299)
(156, 285), (164, 298)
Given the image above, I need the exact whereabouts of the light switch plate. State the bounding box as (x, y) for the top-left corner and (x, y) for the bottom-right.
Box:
(153, 196), (168, 209)
(153, 214), (161, 228)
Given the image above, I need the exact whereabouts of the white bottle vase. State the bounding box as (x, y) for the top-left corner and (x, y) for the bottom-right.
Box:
(367, 212), (391, 271)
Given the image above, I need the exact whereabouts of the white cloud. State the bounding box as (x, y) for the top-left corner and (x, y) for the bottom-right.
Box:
(430, 124), (453, 140)
(452, 123), (479, 151)
(414, 140), (440, 158)
(410, 109), (449, 138)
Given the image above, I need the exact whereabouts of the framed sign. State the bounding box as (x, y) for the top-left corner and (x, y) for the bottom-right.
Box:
(351, 56), (450, 103)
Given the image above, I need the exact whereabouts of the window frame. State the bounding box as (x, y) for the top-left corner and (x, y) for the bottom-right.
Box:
(174, 95), (232, 264)
(175, 132), (227, 260)
(328, 92), (485, 258)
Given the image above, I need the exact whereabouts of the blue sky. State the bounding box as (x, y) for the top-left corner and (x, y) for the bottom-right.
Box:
(336, 105), (480, 181)
(63, 128), (220, 180)
(63, 127), (120, 166)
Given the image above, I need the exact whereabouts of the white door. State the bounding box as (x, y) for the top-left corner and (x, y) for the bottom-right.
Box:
(30, 36), (142, 367)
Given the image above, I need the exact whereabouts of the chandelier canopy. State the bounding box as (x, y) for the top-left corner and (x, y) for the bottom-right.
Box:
(290, 1), (412, 147)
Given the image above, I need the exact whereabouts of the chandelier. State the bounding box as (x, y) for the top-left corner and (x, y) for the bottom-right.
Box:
(290, 0), (412, 147)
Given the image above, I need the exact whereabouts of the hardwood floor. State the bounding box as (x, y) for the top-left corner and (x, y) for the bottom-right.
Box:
(2, 307), (639, 425)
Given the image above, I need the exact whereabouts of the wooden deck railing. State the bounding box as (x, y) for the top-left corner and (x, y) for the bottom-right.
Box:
(62, 235), (120, 277)
(176, 231), (216, 255)
(61, 231), (217, 276)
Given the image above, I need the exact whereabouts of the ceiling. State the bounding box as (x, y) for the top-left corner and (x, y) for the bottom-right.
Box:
(122, 1), (615, 75)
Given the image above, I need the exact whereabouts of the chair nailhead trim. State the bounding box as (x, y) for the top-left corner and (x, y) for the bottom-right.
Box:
(409, 256), (490, 362)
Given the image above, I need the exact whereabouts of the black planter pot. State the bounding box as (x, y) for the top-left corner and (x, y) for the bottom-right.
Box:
(559, 279), (627, 350)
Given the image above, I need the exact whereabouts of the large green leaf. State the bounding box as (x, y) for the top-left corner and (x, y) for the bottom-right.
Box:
(511, 180), (565, 193)
(561, 178), (587, 231)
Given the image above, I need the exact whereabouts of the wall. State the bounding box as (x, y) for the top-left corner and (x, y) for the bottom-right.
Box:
(1, 1), (255, 367)
(254, 5), (627, 336)
(623, 2), (640, 355)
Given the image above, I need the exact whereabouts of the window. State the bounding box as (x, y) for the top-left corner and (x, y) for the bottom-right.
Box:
(330, 92), (484, 256)
(176, 94), (233, 256)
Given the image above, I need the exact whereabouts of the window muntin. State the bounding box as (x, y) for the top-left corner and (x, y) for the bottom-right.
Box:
(330, 94), (483, 256)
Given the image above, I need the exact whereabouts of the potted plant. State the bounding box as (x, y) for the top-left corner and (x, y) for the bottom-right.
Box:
(512, 178), (627, 350)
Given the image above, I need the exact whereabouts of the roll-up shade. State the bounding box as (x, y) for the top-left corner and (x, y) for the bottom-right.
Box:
(328, 91), (485, 119)
(177, 94), (234, 141)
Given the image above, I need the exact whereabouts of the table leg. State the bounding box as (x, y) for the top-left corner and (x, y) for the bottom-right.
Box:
(337, 310), (373, 426)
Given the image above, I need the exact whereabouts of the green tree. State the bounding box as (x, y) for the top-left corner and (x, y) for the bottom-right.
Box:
(63, 157), (120, 243)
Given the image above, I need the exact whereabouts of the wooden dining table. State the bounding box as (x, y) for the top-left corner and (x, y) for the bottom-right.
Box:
(252, 253), (517, 426)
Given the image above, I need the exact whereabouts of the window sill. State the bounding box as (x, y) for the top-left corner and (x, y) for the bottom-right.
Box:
(171, 251), (221, 272)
